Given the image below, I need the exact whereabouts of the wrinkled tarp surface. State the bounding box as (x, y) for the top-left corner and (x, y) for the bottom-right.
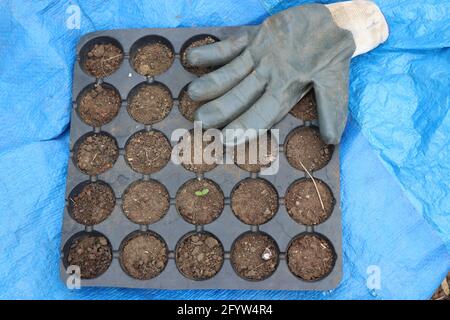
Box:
(0, 0), (449, 299)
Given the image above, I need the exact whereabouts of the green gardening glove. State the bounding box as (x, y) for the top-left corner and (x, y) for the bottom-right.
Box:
(187, 1), (388, 145)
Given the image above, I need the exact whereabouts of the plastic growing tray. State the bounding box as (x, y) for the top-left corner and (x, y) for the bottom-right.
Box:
(60, 26), (342, 290)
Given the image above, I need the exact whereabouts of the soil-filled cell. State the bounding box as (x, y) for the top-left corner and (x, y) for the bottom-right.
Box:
(175, 232), (224, 280)
(131, 36), (174, 76)
(181, 35), (219, 75)
(125, 130), (171, 174)
(178, 130), (222, 173)
(231, 178), (278, 225)
(68, 181), (115, 226)
(287, 233), (335, 281)
(75, 133), (119, 176)
(127, 82), (173, 124)
(234, 134), (278, 173)
(65, 233), (112, 279)
(81, 39), (124, 78)
(122, 180), (170, 224)
(290, 90), (318, 121)
(176, 178), (224, 225)
(119, 232), (168, 280)
(231, 232), (279, 281)
(285, 179), (335, 225)
(77, 83), (121, 127)
(285, 126), (333, 172)
(178, 86), (205, 122)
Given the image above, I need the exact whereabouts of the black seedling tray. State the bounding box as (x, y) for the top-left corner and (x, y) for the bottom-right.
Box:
(61, 26), (342, 290)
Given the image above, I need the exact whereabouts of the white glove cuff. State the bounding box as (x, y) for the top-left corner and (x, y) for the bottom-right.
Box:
(326, 0), (389, 57)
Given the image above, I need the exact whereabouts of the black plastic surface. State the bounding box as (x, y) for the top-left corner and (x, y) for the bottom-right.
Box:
(60, 26), (342, 290)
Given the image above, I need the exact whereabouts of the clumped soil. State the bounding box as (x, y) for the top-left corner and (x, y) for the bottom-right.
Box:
(122, 180), (170, 224)
(234, 135), (277, 173)
(290, 90), (318, 121)
(285, 179), (334, 225)
(178, 88), (205, 121)
(84, 43), (123, 78)
(120, 232), (168, 280)
(231, 233), (279, 281)
(285, 126), (333, 172)
(181, 36), (218, 75)
(78, 84), (121, 127)
(179, 131), (221, 173)
(128, 83), (173, 124)
(69, 182), (115, 226)
(76, 133), (119, 175)
(125, 130), (171, 174)
(132, 42), (174, 76)
(176, 233), (224, 280)
(231, 178), (278, 225)
(287, 234), (335, 281)
(66, 234), (112, 279)
(176, 178), (224, 225)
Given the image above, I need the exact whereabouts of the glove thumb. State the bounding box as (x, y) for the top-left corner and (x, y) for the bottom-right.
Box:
(313, 59), (351, 145)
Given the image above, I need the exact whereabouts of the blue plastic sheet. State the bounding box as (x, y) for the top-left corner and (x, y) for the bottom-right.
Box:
(0, 0), (448, 299)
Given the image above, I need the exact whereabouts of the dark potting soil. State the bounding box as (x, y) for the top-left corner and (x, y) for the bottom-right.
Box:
(285, 179), (334, 225)
(69, 182), (115, 226)
(231, 178), (278, 225)
(181, 36), (218, 75)
(120, 232), (168, 280)
(179, 131), (221, 173)
(285, 126), (333, 172)
(125, 130), (171, 174)
(127, 83), (173, 124)
(122, 180), (170, 224)
(66, 234), (112, 279)
(287, 234), (335, 281)
(176, 233), (224, 280)
(231, 232), (279, 281)
(76, 133), (119, 175)
(176, 178), (224, 225)
(84, 43), (123, 78)
(178, 87), (205, 121)
(234, 135), (277, 173)
(290, 90), (318, 121)
(78, 84), (121, 127)
(132, 42), (174, 76)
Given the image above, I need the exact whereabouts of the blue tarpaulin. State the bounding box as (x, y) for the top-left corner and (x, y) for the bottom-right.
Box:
(0, 0), (448, 299)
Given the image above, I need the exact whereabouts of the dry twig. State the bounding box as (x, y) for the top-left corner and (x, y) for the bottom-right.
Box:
(298, 160), (325, 211)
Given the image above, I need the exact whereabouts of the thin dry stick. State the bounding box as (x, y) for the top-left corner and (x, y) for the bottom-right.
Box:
(298, 160), (325, 211)
(101, 54), (122, 63)
(90, 153), (98, 165)
(250, 262), (266, 272)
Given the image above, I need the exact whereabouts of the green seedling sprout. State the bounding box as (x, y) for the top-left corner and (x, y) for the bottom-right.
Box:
(194, 188), (209, 197)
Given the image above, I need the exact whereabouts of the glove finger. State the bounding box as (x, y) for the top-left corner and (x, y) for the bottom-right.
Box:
(188, 50), (254, 101)
(222, 91), (281, 146)
(187, 32), (251, 67)
(194, 71), (267, 128)
(313, 61), (350, 144)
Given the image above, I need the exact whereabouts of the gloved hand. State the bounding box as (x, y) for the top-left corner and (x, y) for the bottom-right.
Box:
(187, 0), (388, 145)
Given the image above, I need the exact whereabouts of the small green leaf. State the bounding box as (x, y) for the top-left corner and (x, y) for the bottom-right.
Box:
(194, 188), (209, 196)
